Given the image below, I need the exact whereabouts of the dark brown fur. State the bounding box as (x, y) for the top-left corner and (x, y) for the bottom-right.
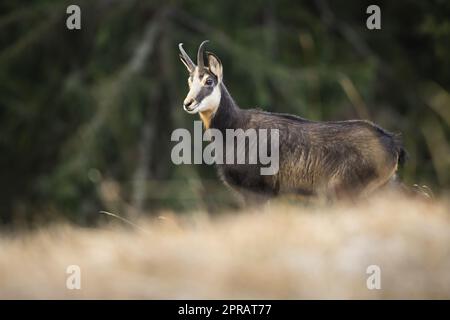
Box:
(208, 83), (406, 202)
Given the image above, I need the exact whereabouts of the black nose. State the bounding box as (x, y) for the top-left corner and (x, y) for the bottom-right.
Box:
(184, 99), (194, 109)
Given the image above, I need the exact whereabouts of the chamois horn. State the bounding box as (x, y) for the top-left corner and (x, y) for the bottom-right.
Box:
(197, 40), (209, 70)
(178, 43), (195, 71)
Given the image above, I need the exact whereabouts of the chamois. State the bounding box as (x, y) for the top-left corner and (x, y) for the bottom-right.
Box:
(179, 40), (406, 201)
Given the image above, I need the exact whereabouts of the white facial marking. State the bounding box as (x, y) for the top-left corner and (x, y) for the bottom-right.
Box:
(183, 67), (221, 115)
(194, 85), (221, 114)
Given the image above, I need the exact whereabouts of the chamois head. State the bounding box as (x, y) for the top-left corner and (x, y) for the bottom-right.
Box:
(179, 40), (223, 115)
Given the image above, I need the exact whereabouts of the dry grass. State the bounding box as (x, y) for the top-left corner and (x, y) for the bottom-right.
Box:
(0, 192), (449, 299)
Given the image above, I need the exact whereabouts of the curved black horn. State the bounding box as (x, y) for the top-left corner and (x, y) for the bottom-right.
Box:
(179, 43), (195, 70)
(197, 40), (209, 70)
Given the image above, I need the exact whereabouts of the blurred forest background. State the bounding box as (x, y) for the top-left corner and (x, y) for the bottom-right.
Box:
(0, 0), (449, 226)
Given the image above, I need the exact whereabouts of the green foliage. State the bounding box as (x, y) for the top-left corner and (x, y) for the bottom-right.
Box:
(0, 0), (448, 224)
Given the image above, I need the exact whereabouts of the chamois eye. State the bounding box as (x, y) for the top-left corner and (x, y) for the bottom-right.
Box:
(205, 78), (213, 86)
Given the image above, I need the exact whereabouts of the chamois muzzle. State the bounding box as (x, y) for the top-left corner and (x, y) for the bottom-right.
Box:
(183, 98), (196, 112)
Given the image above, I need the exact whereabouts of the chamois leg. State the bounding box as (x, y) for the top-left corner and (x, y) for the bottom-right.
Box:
(223, 182), (272, 208)
(240, 190), (273, 207)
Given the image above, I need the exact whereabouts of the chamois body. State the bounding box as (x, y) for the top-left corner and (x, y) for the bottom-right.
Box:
(178, 41), (406, 201)
(211, 84), (405, 200)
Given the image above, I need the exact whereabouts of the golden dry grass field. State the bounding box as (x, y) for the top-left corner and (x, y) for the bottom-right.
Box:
(0, 192), (449, 299)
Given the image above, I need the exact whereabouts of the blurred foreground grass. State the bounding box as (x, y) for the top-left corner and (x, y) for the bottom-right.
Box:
(0, 191), (449, 299)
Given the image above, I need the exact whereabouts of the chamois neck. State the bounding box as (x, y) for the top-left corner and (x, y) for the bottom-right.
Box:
(209, 83), (242, 131)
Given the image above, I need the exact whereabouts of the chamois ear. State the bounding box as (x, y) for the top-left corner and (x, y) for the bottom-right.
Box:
(206, 51), (223, 82)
